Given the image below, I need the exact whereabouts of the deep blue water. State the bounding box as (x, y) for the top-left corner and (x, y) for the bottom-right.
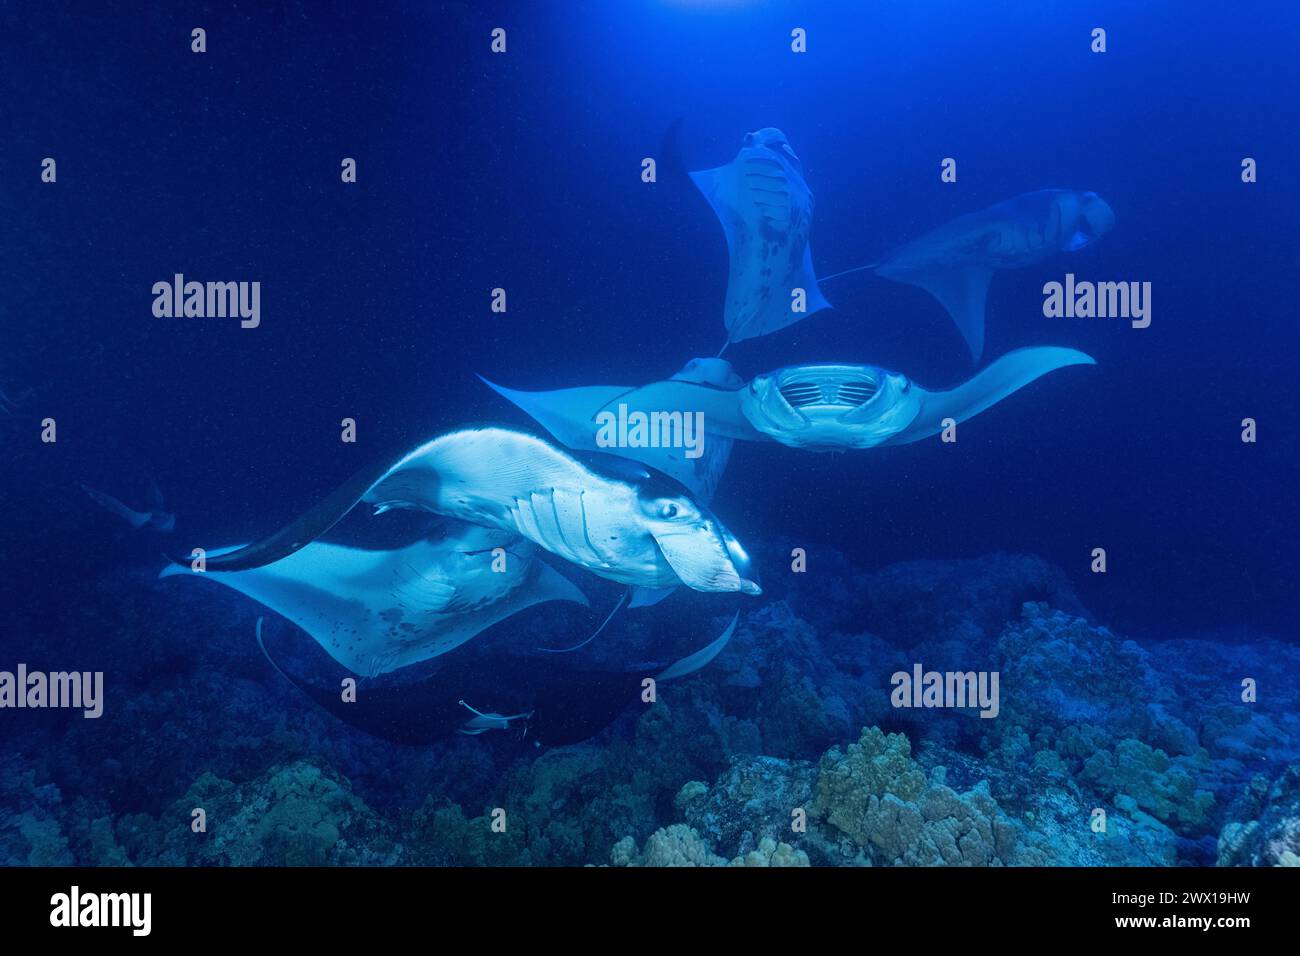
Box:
(1, 1), (1298, 868)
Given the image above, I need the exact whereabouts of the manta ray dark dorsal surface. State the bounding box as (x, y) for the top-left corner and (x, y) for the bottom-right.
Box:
(184, 453), (399, 573)
(257, 624), (516, 745)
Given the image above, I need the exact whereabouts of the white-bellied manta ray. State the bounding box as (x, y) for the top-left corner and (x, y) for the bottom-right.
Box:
(823, 190), (1115, 361)
(688, 128), (831, 353)
(161, 523), (588, 676)
(183, 427), (760, 597)
(492, 347), (1095, 452)
(480, 358), (747, 610)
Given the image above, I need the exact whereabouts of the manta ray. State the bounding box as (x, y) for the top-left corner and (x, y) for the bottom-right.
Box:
(187, 427), (760, 597)
(687, 127), (830, 352)
(161, 522), (588, 676)
(481, 361), (748, 613)
(256, 612), (739, 746)
(480, 357), (741, 504)
(483, 347), (1094, 452)
(824, 190), (1116, 361)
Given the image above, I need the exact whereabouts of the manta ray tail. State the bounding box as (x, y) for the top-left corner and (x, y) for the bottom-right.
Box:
(255, 617), (287, 681)
(888, 346), (1096, 444)
(818, 262), (881, 283)
(255, 616), (332, 710)
(538, 589), (629, 653)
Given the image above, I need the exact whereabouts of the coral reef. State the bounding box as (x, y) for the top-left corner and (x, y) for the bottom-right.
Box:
(2, 551), (1296, 867)
(811, 727), (1017, 865)
(1217, 765), (1300, 866)
(609, 824), (809, 867)
(118, 760), (396, 866)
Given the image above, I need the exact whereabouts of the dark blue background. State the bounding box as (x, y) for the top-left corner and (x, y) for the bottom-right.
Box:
(2, 0), (1297, 643)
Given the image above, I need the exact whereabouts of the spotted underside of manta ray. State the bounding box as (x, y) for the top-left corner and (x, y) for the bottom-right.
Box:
(160, 522), (588, 676)
(506, 347), (1096, 452)
(689, 128), (830, 351)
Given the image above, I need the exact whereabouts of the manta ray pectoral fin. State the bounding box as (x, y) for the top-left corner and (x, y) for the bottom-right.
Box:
(689, 165), (741, 257)
(529, 559), (591, 610)
(597, 379), (762, 442)
(483, 362), (746, 504)
(889, 265), (994, 362)
(184, 454), (398, 572)
(661, 117), (688, 181)
(477, 375), (631, 453)
(168, 534), (590, 675)
(657, 612), (739, 681)
(889, 346), (1096, 445)
(481, 375), (722, 498)
(628, 585), (676, 608)
(798, 243), (832, 318)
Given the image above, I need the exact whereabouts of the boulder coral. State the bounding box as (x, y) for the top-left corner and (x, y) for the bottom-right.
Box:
(811, 726), (1018, 866)
(1217, 765), (1300, 866)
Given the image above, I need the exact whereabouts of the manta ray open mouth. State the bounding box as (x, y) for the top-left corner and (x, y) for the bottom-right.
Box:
(778, 374), (879, 409)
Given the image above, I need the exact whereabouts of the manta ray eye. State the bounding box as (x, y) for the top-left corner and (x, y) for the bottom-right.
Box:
(659, 502), (680, 519)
